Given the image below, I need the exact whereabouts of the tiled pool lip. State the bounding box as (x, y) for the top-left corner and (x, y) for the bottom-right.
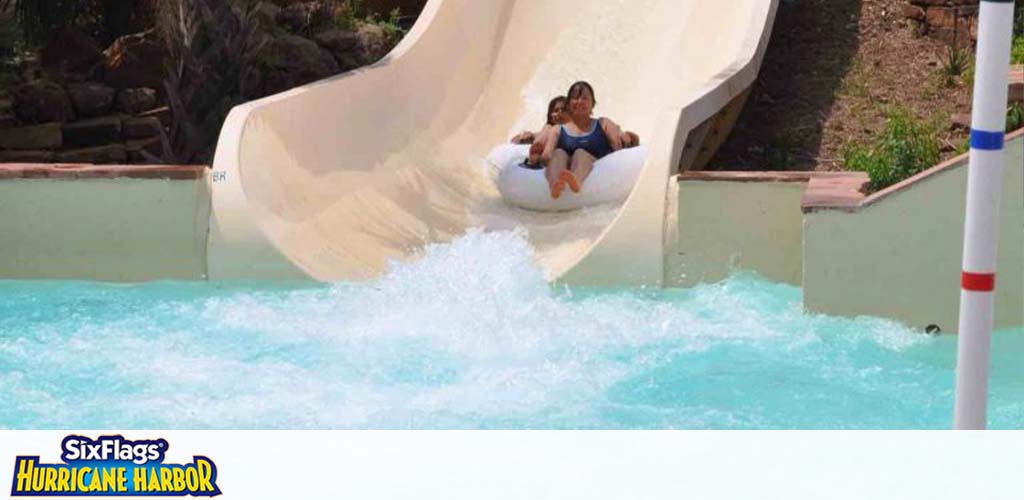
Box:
(0, 163), (207, 180)
(678, 171), (862, 183)
(678, 126), (1023, 214)
(677, 170), (870, 213)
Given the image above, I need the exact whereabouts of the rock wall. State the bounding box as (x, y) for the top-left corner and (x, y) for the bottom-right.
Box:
(1, 1), (407, 165)
(903, 0), (980, 45)
(0, 26), (167, 164)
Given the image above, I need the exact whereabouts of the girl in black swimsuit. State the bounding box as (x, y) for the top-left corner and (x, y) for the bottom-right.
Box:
(540, 81), (635, 199)
(513, 96), (569, 170)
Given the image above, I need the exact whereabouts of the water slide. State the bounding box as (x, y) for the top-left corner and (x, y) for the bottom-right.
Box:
(209, 0), (779, 285)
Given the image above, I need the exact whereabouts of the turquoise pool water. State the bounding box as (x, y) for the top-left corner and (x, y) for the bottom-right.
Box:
(1, 231), (1021, 429)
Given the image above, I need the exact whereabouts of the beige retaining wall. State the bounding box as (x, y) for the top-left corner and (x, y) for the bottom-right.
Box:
(0, 133), (1018, 332)
(0, 165), (210, 281)
(667, 173), (832, 287)
(804, 132), (1023, 331)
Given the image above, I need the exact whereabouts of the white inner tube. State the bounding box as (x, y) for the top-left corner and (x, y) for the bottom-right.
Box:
(487, 144), (649, 212)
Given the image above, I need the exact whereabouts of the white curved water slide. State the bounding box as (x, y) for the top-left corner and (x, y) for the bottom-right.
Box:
(209, 0), (779, 285)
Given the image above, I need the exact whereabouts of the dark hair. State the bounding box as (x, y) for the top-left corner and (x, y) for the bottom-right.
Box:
(567, 81), (596, 108)
(546, 96), (567, 125)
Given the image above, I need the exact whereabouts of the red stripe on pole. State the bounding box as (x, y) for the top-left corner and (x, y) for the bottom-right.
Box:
(962, 272), (996, 292)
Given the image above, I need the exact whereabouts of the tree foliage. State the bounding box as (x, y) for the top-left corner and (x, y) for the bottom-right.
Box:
(152, 0), (266, 164)
(1, 0), (153, 44)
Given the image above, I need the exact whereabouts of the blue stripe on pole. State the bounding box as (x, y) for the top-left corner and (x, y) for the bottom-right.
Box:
(970, 129), (1005, 151)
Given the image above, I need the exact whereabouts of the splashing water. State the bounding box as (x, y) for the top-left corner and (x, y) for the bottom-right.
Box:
(1, 230), (1021, 429)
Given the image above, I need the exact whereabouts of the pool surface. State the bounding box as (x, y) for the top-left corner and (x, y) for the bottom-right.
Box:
(1, 231), (1021, 429)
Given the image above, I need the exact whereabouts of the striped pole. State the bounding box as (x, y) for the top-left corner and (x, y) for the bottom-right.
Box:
(953, 0), (1016, 430)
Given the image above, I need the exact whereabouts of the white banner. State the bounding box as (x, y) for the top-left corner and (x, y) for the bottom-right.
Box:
(1, 431), (1020, 499)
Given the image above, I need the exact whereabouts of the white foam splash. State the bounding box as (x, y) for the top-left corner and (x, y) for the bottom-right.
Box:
(2, 231), (1017, 430)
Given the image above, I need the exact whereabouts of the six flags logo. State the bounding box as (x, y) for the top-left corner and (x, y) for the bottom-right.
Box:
(10, 435), (221, 497)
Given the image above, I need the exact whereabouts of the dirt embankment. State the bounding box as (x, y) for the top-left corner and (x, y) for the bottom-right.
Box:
(710, 0), (974, 171)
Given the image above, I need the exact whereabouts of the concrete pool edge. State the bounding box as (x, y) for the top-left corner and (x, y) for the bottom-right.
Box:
(0, 131), (1020, 331)
(0, 163), (211, 281)
(671, 129), (1022, 331)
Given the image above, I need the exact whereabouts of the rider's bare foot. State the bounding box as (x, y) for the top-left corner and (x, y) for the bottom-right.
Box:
(551, 179), (566, 199)
(560, 170), (581, 193)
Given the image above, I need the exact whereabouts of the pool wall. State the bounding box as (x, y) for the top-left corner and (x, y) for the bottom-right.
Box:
(668, 172), (865, 287)
(669, 130), (1022, 331)
(0, 164), (210, 281)
(0, 132), (1019, 331)
(803, 131), (1023, 331)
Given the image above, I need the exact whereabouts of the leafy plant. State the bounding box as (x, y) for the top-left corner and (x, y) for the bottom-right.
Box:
(332, 1), (406, 43)
(1007, 102), (1024, 133)
(954, 136), (970, 156)
(152, 0), (267, 164)
(332, 0), (362, 31)
(962, 58), (975, 89)
(941, 45), (970, 87)
(1012, 36), (1024, 65)
(843, 109), (941, 192)
(378, 8), (405, 44)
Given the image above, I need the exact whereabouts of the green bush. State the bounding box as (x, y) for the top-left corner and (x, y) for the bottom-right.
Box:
(332, 0), (406, 43)
(373, 8), (405, 44)
(1012, 36), (1024, 65)
(843, 110), (941, 192)
(1008, 102), (1024, 133)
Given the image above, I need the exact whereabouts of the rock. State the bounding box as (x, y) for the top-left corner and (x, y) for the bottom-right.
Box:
(257, 3), (282, 31)
(926, 7), (958, 30)
(67, 82), (116, 117)
(0, 149), (56, 162)
(315, 29), (360, 51)
(103, 30), (167, 89)
(1010, 65), (1023, 103)
(123, 116), (163, 139)
(957, 5), (978, 17)
(949, 113), (971, 131)
(253, 34), (340, 96)
(57, 144), (128, 164)
(276, 2), (317, 33)
(116, 88), (158, 114)
(931, 25), (973, 45)
(902, 5), (926, 21)
(39, 28), (105, 80)
(314, 29), (362, 69)
(355, 22), (391, 64)
(63, 116), (123, 148)
(12, 80), (76, 124)
(125, 138), (164, 163)
(0, 123), (63, 150)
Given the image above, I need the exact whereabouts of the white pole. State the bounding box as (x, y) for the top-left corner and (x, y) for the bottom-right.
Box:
(953, 0), (1016, 430)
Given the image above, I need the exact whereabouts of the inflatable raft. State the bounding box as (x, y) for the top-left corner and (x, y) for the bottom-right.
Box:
(486, 144), (648, 212)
